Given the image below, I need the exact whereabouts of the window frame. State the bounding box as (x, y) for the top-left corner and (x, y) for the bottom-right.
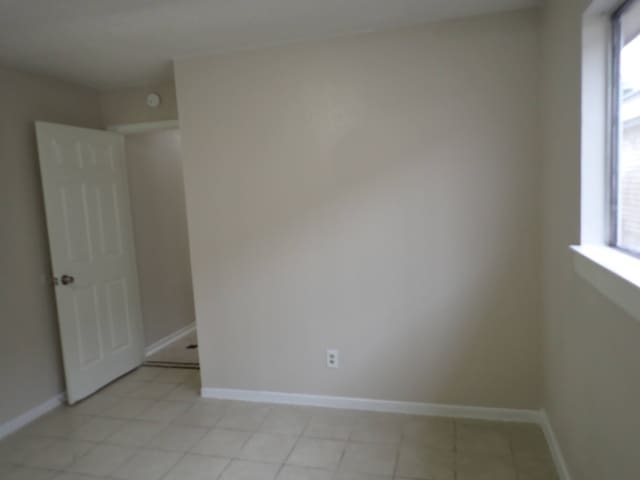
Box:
(610, 0), (640, 256)
(571, 0), (640, 325)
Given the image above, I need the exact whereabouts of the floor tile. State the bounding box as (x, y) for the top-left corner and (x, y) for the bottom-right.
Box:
(261, 407), (311, 436)
(21, 412), (90, 439)
(173, 400), (228, 427)
(67, 444), (135, 476)
(0, 434), (55, 465)
(0, 365), (559, 480)
(276, 465), (334, 480)
(456, 421), (511, 455)
(334, 473), (391, 480)
(104, 420), (166, 447)
(239, 432), (297, 463)
(102, 398), (157, 420)
(112, 448), (183, 480)
(128, 382), (179, 400)
(148, 424), (208, 452)
(25, 439), (93, 470)
(509, 424), (551, 459)
(181, 370), (202, 385)
(456, 453), (517, 480)
(52, 473), (107, 480)
(102, 378), (147, 397)
(69, 394), (120, 416)
(164, 384), (201, 402)
(126, 367), (163, 382)
(219, 459), (280, 480)
(3, 467), (57, 480)
(287, 438), (345, 469)
(135, 400), (192, 423)
(515, 455), (559, 480)
(350, 417), (402, 445)
(163, 453), (231, 480)
(154, 368), (194, 384)
(68, 417), (126, 442)
(401, 418), (454, 450)
(304, 411), (356, 440)
(517, 469), (559, 480)
(396, 444), (454, 480)
(339, 442), (397, 476)
(217, 403), (271, 431)
(190, 428), (251, 457)
(52, 472), (105, 480)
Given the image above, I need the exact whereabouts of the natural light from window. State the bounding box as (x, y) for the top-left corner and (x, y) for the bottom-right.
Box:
(616, 4), (640, 254)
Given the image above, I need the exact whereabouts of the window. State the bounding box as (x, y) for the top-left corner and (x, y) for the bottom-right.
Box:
(611, 0), (640, 254)
(570, 0), (640, 325)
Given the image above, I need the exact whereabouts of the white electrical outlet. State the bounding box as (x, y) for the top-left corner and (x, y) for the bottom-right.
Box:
(326, 349), (339, 368)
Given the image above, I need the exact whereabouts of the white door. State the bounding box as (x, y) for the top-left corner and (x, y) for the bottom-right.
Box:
(36, 122), (145, 404)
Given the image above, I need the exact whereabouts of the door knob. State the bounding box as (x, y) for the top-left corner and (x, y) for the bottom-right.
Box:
(61, 274), (75, 286)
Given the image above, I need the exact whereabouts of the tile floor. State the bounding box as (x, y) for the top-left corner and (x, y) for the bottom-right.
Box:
(0, 367), (558, 480)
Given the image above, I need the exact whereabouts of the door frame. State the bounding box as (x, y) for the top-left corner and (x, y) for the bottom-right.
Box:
(107, 120), (198, 367)
(107, 120), (179, 135)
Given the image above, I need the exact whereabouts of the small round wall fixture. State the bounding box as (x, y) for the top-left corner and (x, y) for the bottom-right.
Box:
(146, 92), (161, 108)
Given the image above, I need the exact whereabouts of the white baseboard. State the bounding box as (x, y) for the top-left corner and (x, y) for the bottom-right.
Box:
(202, 387), (573, 477)
(145, 323), (196, 357)
(0, 383), (570, 480)
(201, 387), (541, 424)
(540, 409), (572, 480)
(0, 393), (65, 441)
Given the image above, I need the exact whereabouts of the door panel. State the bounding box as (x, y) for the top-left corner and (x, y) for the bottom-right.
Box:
(105, 277), (131, 350)
(60, 184), (92, 262)
(73, 285), (102, 366)
(36, 122), (144, 404)
(97, 185), (123, 256)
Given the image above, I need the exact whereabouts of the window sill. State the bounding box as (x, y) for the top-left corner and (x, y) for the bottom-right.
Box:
(571, 245), (640, 322)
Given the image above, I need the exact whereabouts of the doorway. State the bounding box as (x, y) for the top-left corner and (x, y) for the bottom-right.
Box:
(37, 121), (198, 403)
(118, 124), (199, 369)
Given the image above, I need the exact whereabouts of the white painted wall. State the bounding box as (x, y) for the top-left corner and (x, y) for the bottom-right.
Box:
(541, 0), (640, 478)
(125, 128), (196, 347)
(100, 82), (178, 126)
(0, 67), (102, 425)
(175, 9), (543, 408)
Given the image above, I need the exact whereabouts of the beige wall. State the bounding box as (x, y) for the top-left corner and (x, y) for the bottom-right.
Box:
(0, 67), (102, 425)
(176, 9), (542, 408)
(100, 82), (178, 126)
(125, 129), (196, 347)
(541, 0), (640, 479)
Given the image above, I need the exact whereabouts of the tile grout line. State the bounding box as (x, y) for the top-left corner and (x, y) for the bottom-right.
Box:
(453, 419), (458, 480)
(391, 419), (404, 479)
(155, 450), (189, 480)
(64, 370), (201, 477)
(278, 406), (313, 479)
(176, 402), (291, 479)
(6, 368), (556, 480)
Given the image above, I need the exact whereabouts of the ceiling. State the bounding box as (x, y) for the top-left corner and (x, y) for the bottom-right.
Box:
(0, 0), (539, 90)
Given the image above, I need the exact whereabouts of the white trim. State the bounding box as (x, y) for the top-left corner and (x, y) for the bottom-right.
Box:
(540, 409), (573, 480)
(0, 393), (65, 440)
(202, 387), (571, 477)
(145, 322), (196, 357)
(580, 10), (610, 245)
(201, 387), (541, 423)
(107, 120), (179, 135)
(571, 245), (640, 322)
